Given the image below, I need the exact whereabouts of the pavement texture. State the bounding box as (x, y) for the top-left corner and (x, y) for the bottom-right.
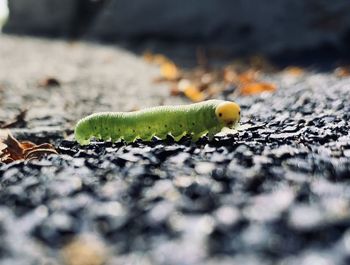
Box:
(0, 35), (350, 265)
(0, 35), (183, 130)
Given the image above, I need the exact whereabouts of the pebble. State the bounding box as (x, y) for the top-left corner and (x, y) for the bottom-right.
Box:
(288, 204), (325, 231)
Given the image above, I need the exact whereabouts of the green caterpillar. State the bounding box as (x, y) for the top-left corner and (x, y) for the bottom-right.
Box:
(74, 99), (241, 145)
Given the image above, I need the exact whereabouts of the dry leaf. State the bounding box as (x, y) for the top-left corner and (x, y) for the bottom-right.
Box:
(183, 86), (205, 102)
(143, 52), (170, 66)
(0, 130), (58, 163)
(170, 86), (181, 96)
(178, 79), (206, 102)
(38, 76), (61, 87)
(206, 84), (224, 98)
(142, 51), (155, 63)
(160, 61), (181, 81)
(23, 143), (58, 160)
(334, 67), (350, 77)
(240, 82), (277, 96)
(238, 70), (259, 85)
(200, 72), (215, 86)
(284, 66), (305, 76)
(223, 67), (238, 84)
(0, 130), (23, 162)
(146, 51), (280, 100)
(1, 109), (27, 129)
(154, 54), (172, 65)
(183, 85), (206, 102)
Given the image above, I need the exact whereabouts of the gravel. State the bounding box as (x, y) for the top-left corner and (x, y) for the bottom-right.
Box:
(0, 35), (350, 264)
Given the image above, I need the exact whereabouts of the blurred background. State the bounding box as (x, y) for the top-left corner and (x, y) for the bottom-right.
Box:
(0, 0), (8, 29)
(2, 0), (350, 64)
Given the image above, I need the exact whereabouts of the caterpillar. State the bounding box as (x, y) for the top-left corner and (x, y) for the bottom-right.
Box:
(74, 99), (241, 145)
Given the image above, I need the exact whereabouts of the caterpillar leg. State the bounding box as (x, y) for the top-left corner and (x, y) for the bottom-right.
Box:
(111, 135), (123, 143)
(192, 130), (209, 142)
(140, 132), (155, 142)
(172, 131), (188, 142)
(78, 138), (91, 145)
(123, 135), (138, 143)
(207, 132), (216, 141)
(155, 132), (169, 141)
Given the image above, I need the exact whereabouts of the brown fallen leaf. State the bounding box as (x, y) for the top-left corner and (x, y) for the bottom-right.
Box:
(23, 143), (58, 160)
(334, 67), (350, 77)
(142, 51), (154, 63)
(178, 79), (206, 102)
(38, 76), (61, 87)
(206, 84), (224, 98)
(143, 52), (170, 66)
(0, 130), (58, 163)
(1, 109), (27, 129)
(284, 66), (305, 76)
(0, 131), (23, 163)
(160, 61), (181, 81)
(170, 85), (181, 96)
(144, 50), (279, 100)
(200, 72), (216, 87)
(240, 82), (277, 96)
(144, 51), (182, 82)
(183, 85), (206, 102)
(238, 70), (259, 85)
(223, 67), (238, 84)
(19, 140), (36, 149)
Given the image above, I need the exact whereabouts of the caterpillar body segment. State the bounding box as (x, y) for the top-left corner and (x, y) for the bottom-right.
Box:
(74, 100), (240, 145)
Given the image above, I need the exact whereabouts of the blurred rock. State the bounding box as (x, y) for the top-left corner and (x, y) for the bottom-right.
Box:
(6, 0), (350, 54)
(3, 0), (77, 36)
(88, 0), (350, 55)
(3, 0), (108, 37)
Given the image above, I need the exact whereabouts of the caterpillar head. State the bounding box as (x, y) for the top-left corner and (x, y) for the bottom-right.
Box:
(215, 101), (241, 128)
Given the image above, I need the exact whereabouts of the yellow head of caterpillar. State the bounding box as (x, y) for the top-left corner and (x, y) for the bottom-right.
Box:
(215, 101), (241, 128)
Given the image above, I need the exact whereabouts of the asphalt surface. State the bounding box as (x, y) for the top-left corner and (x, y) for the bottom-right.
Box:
(0, 35), (183, 131)
(0, 35), (350, 265)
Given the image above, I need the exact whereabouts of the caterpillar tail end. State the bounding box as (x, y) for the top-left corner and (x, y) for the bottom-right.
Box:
(191, 131), (209, 142)
(74, 131), (91, 145)
(76, 138), (91, 146)
(74, 122), (91, 146)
